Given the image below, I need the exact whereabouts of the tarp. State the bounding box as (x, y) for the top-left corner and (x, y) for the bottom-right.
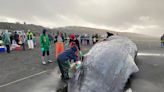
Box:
(68, 36), (139, 92)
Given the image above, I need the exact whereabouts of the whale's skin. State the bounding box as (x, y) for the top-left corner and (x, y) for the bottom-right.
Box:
(68, 36), (139, 92)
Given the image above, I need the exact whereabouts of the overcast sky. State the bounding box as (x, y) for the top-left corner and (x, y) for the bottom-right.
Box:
(0, 0), (163, 37)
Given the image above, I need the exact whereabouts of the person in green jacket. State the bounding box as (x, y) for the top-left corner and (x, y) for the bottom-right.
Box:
(2, 30), (11, 53)
(40, 29), (52, 65)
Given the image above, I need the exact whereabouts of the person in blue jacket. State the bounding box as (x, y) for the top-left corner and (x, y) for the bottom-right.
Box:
(57, 45), (78, 80)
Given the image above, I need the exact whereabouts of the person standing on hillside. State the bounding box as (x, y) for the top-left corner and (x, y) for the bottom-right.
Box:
(40, 29), (52, 65)
(2, 30), (11, 53)
(161, 34), (164, 47)
(26, 30), (34, 49)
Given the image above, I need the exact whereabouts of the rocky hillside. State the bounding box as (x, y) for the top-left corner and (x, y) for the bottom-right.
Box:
(0, 22), (46, 34)
(55, 26), (115, 35)
(0, 22), (152, 39)
(0, 22), (116, 35)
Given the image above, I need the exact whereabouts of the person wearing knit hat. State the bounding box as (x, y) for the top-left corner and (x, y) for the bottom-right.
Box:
(68, 34), (84, 61)
(69, 34), (80, 50)
(69, 34), (76, 41)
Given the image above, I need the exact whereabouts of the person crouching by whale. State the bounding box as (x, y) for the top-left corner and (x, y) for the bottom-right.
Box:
(57, 45), (79, 80)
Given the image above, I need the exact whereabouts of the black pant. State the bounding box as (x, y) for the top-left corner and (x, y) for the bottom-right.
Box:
(15, 39), (19, 45)
(42, 50), (49, 56)
(81, 39), (83, 44)
(87, 40), (90, 45)
(6, 45), (10, 53)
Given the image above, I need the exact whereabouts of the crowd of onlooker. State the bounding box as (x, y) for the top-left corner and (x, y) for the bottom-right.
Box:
(0, 29), (102, 54)
(0, 29), (116, 80)
(0, 30), (37, 53)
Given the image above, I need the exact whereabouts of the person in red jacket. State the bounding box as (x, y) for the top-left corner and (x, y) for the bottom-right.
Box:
(69, 34), (80, 50)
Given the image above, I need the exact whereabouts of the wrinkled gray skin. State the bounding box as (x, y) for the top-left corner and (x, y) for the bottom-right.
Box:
(68, 36), (139, 92)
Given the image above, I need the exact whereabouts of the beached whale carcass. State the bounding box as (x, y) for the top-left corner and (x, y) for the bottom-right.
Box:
(68, 36), (139, 92)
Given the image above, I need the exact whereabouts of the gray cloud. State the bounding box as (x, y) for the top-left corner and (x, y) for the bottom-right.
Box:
(0, 0), (163, 36)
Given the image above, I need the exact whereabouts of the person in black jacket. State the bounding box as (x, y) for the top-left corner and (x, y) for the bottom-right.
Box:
(14, 32), (19, 45)
(161, 34), (164, 47)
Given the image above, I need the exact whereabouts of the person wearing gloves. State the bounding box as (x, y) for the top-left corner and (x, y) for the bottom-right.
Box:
(40, 29), (52, 65)
(69, 34), (83, 60)
(57, 45), (79, 80)
(69, 34), (80, 50)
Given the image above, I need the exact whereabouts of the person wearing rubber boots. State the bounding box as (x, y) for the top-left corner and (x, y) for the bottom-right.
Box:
(40, 29), (52, 65)
(57, 45), (78, 80)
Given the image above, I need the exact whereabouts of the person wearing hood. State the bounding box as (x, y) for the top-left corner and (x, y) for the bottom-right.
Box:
(40, 29), (52, 65)
(19, 31), (26, 50)
(2, 30), (11, 53)
(57, 45), (78, 80)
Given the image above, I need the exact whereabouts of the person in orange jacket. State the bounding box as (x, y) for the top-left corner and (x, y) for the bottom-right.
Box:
(54, 32), (64, 59)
